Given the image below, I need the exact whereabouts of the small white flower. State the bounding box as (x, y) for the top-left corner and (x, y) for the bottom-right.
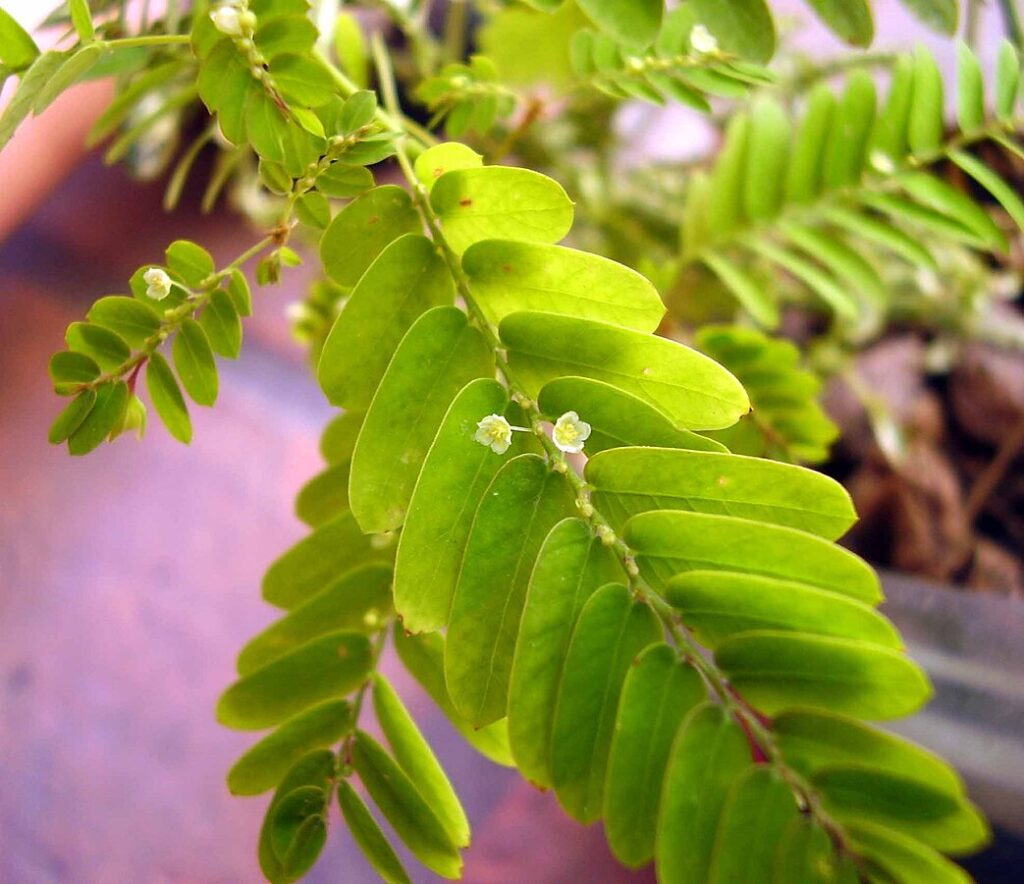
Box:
(552, 411), (591, 454)
(143, 267), (172, 301)
(690, 24), (718, 56)
(869, 150), (896, 175)
(474, 414), (513, 454)
(210, 5), (244, 37)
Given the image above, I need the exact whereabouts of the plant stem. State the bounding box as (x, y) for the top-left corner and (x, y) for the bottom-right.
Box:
(102, 34), (192, 49)
(998, 0), (1024, 49)
(443, 0), (469, 65)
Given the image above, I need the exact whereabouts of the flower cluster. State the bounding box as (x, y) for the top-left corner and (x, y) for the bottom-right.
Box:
(210, 1), (256, 38)
(473, 410), (592, 456)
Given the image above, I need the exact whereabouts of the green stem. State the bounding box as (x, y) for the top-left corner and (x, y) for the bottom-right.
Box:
(102, 34), (192, 49)
(443, 0), (469, 65)
(998, 0), (1024, 49)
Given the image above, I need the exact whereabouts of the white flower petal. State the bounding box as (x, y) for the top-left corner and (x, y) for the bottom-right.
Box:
(474, 413), (513, 455)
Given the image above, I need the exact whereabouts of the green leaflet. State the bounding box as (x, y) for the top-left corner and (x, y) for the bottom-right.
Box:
(773, 709), (964, 796)
(69, 0), (95, 42)
(744, 97), (790, 221)
(66, 321), (130, 371)
(870, 54), (914, 162)
(812, 765), (989, 853)
(269, 53), (335, 107)
(199, 289), (243, 359)
(146, 352), (192, 444)
(500, 311), (749, 431)
(773, 817), (859, 884)
(462, 240), (664, 332)
(446, 454), (575, 727)
(166, 239), (215, 285)
(430, 167), (574, 253)
(238, 563), (392, 674)
(604, 644), (705, 867)
(848, 819), (972, 884)
(897, 172), (1007, 252)
(956, 40), (985, 135)
(666, 571), (900, 649)
(348, 306), (493, 534)
(996, 40), (1020, 122)
(295, 462), (350, 527)
(700, 251), (779, 329)
(625, 510), (880, 600)
(821, 71), (875, 189)
(746, 239), (859, 320)
(0, 51), (67, 151)
(86, 296), (160, 348)
(68, 381), (129, 456)
(316, 162), (374, 198)
(508, 518), (624, 788)
(786, 84), (834, 203)
(689, 0), (776, 63)
(823, 204), (936, 270)
(318, 234), (454, 409)
(319, 185), (421, 287)
(587, 447), (857, 540)
(715, 631), (932, 719)
(226, 269), (253, 316)
(172, 318), (218, 407)
(949, 149), (1024, 233)
(258, 750), (336, 884)
(49, 350), (100, 393)
(337, 781), (411, 884)
(372, 674), (470, 848)
(550, 584), (661, 823)
(262, 510), (388, 609)
(656, 703), (752, 883)
(780, 221), (887, 309)
(48, 391), (96, 445)
(706, 114), (749, 239)
(227, 701), (353, 795)
(351, 730), (463, 879)
(33, 43), (104, 114)
(909, 46), (944, 157)
(537, 377), (727, 455)
(577, 0), (661, 46)
(268, 788), (328, 880)
(414, 142), (483, 191)
(394, 379), (523, 634)
(898, 0), (959, 34)
(0, 8), (39, 70)
(393, 628), (515, 767)
(707, 767), (801, 882)
(695, 324), (838, 464)
(803, 0), (873, 45)
(320, 410), (364, 465)
(217, 630), (373, 730)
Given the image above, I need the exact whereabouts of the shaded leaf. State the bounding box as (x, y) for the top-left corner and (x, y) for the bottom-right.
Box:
(217, 630), (373, 730)
(508, 518), (624, 788)
(228, 701), (353, 795)
(348, 306), (493, 534)
(446, 454), (574, 727)
(604, 644), (705, 866)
